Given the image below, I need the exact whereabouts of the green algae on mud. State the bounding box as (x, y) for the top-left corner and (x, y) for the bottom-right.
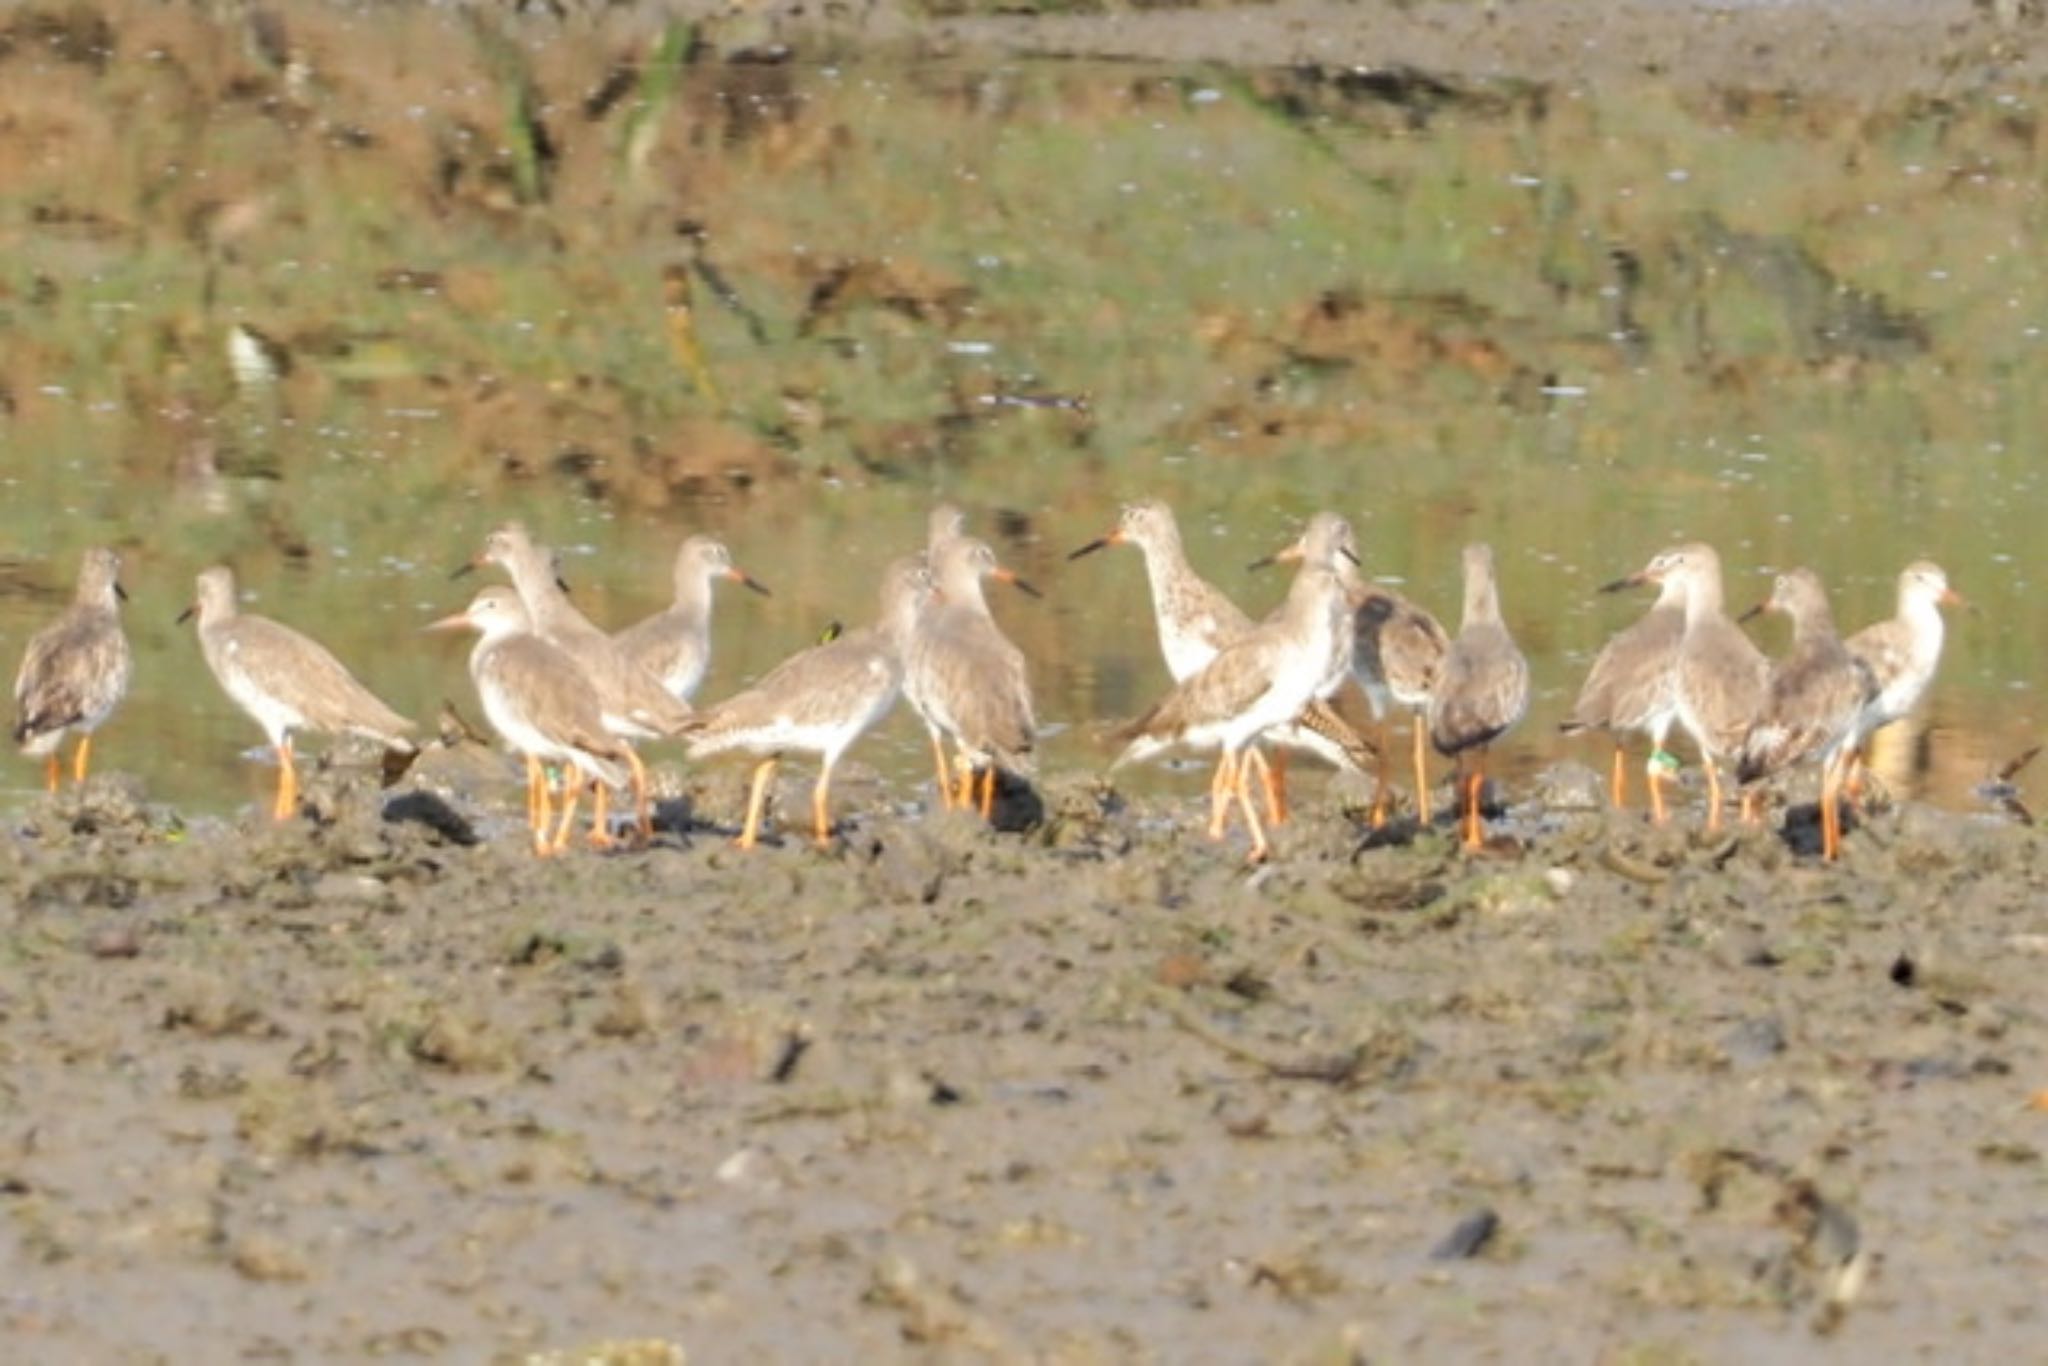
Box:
(1, 769), (2046, 1357)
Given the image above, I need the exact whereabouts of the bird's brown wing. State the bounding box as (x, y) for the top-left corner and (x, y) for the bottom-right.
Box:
(230, 616), (414, 745)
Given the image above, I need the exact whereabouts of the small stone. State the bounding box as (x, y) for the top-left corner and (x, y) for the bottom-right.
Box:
(231, 1233), (309, 1283)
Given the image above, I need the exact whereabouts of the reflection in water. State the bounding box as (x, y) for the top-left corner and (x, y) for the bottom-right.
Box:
(0, 5), (2039, 815)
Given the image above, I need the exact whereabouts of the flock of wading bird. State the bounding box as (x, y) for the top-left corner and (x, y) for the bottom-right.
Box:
(8, 503), (1959, 864)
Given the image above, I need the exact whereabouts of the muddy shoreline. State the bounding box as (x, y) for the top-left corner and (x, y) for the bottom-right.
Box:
(3, 763), (2046, 1358)
(677, 0), (2045, 100)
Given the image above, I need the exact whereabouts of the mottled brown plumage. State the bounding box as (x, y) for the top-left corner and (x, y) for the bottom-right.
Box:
(1068, 500), (1375, 821)
(1736, 570), (1874, 781)
(686, 557), (932, 847)
(613, 534), (769, 702)
(471, 521), (690, 842)
(1561, 565), (1686, 818)
(13, 546), (131, 790)
(1351, 580), (1449, 825)
(1844, 560), (1959, 766)
(1736, 568), (1876, 859)
(1428, 545), (1528, 847)
(431, 586), (627, 856)
(1116, 529), (1354, 863)
(1623, 542), (1769, 831)
(904, 537), (1036, 817)
(190, 566), (415, 820)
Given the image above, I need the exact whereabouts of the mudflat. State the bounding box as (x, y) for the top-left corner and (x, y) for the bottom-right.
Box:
(1, 761), (2043, 1358)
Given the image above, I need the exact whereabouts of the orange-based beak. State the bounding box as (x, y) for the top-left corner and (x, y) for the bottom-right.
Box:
(423, 609), (474, 634)
(1067, 528), (1125, 561)
(1598, 569), (1650, 594)
(1248, 541), (1306, 572)
(992, 565), (1043, 599)
(726, 566), (772, 597)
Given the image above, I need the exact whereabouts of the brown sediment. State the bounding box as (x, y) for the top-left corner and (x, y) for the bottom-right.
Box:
(0, 765), (2043, 1355)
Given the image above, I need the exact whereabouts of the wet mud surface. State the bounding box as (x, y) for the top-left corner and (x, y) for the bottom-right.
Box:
(2, 760), (2045, 1359)
(745, 0), (2048, 101)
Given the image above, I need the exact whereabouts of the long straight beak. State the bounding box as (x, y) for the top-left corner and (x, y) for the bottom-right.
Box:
(114, 582), (130, 603)
(422, 611), (472, 634)
(1339, 546), (1362, 567)
(1249, 544), (1305, 572)
(1736, 601), (1767, 624)
(993, 567), (1043, 599)
(1598, 571), (1647, 594)
(727, 566), (772, 597)
(449, 559), (478, 581)
(1941, 587), (1967, 609)
(175, 603), (196, 625)
(1067, 530), (1122, 561)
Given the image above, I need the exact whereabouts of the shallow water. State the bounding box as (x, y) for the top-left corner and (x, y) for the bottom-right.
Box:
(1, 5), (2043, 816)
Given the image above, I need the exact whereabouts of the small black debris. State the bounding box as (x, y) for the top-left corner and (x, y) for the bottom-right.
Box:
(381, 790), (478, 846)
(769, 1031), (811, 1084)
(1429, 1207), (1500, 1261)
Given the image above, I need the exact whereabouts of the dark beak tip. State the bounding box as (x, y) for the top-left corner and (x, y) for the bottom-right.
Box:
(744, 576), (772, 597)
(1013, 577), (1045, 599)
(448, 561), (476, 582)
(1246, 554), (1278, 572)
(1067, 538), (1109, 562)
(1339, 546), (1362, 567)
(175, 605), (196, 625)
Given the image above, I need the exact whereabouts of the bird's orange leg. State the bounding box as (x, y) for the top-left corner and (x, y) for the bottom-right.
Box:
(587, 780), (618, 850)
(1820, 753), (1844, 861)
(548, 776), (581, 855)
(1609, 743), (1626, 810)
(623, 747), (652, 842)
(1462, 768), (1485, 849)
(1703, 757), (1723, 833)
(1264, 746), (1290, 825)
(529, 759), (554, 856)
(955, 757), (977, 812)
(930, 734), (956, 811)
(524, 754), (543, 834)
(1233, 750), (1270, 864)
(978, 767), (996, 822)
(1649, 765), (1668, 826)
(1245, 747), (1279, 826)
(71, 734), (92, 786)
(1411, 713), (1432, 825)
(738, 757), (776, 850)
(812, 762), (835, 847)
(42, 753), (59, 794)
(1369, 724), (1392, 829)
(272, 739), (298, 821)
(1208, 751), (1238, 842)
